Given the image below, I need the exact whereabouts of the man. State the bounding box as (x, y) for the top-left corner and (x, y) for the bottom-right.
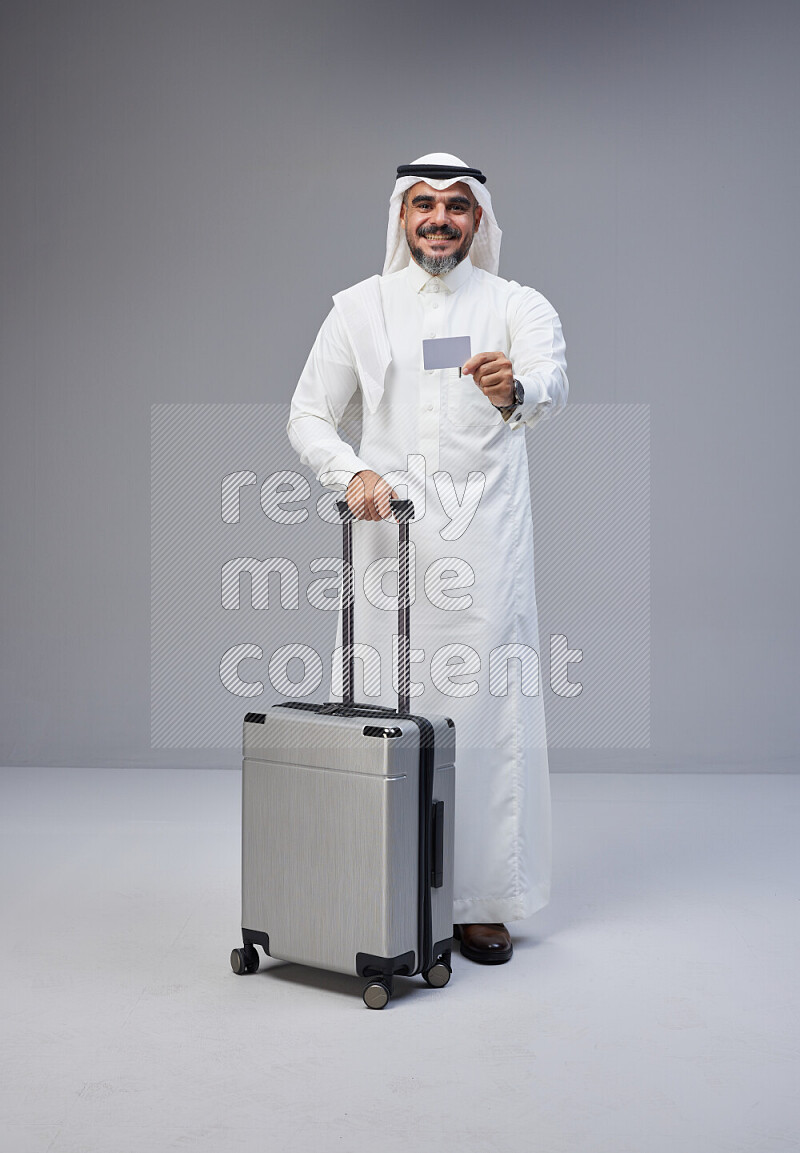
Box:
(288, 153), (568, 964)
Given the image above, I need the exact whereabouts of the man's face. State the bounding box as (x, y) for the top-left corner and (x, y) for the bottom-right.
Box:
(399, 181), (482, 276)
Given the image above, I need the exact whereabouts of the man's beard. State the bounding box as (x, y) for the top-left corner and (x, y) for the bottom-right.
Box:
(407, 224), (474, 276)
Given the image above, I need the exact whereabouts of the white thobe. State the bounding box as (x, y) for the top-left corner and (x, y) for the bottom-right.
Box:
(288, 255), (568, 923)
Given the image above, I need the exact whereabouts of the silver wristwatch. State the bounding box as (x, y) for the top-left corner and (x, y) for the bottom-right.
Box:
(498, 378), (524, 415)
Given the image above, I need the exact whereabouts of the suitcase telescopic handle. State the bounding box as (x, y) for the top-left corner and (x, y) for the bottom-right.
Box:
(335, 497), (415, 714)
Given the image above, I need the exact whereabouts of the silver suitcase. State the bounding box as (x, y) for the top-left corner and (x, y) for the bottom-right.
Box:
(231, 499), (456, 1009)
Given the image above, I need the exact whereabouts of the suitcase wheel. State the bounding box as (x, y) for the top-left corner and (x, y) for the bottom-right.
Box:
(362, 981), (391, 1010)
(230, 945), (259, 975)
(423, 962), (451, 989)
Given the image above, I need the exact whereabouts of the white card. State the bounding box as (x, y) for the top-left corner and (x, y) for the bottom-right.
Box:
(422, 335), (471, 371)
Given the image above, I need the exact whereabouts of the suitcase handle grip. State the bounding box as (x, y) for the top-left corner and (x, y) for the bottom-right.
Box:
(335, 498), (415, 713)
(334, 498), (415, 522)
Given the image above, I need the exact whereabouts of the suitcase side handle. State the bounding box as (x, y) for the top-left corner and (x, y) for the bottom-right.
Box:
(335, 497), (415, 714)
(431, 800), (445, 888)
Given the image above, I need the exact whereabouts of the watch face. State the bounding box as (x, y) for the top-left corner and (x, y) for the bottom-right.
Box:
(514, 380), (525, 406)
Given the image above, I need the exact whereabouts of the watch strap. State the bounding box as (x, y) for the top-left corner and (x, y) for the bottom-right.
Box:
(496, 378), (524, 419)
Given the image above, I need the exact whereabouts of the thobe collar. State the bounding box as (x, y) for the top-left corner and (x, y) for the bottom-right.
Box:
(405, 255), (474, 295)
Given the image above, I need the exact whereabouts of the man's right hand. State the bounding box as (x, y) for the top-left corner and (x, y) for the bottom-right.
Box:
(345, 470), (397, 521)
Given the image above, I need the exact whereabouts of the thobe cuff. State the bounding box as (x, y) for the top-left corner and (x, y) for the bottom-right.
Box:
(505, 368), (565, 431)
(318, 453), (373, 490)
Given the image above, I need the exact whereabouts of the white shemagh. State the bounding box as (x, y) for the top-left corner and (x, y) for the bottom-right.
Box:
(333, 153), (501, 415)
(383, 151), (503, 276)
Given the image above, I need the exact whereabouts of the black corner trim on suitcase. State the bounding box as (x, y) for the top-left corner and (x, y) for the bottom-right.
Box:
(272, 700), (438, 978)
(433, 938), (454, 960)
(356, 950), (416, 979)
(244, 712), (266, 724)
(411, 714), (436, 976)
(242, 928), (270, 954)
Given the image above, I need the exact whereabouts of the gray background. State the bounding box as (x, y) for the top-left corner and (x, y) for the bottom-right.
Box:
(1, 0), (798, 771)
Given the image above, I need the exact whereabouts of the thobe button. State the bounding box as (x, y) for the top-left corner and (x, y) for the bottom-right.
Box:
(426, 403), (434, 411)
(432, 303), (439, 310)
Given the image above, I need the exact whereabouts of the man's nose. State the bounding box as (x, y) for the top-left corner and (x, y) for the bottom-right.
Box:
(431, 202), (449, 224)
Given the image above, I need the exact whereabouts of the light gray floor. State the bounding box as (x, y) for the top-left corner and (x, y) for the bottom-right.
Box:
(1, 768), (798, 1153)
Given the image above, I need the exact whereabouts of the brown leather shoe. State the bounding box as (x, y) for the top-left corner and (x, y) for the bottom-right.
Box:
(455, 923), (513, 965)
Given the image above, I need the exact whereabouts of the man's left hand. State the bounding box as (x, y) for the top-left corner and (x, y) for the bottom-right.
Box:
(462, 351), (515, 408)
